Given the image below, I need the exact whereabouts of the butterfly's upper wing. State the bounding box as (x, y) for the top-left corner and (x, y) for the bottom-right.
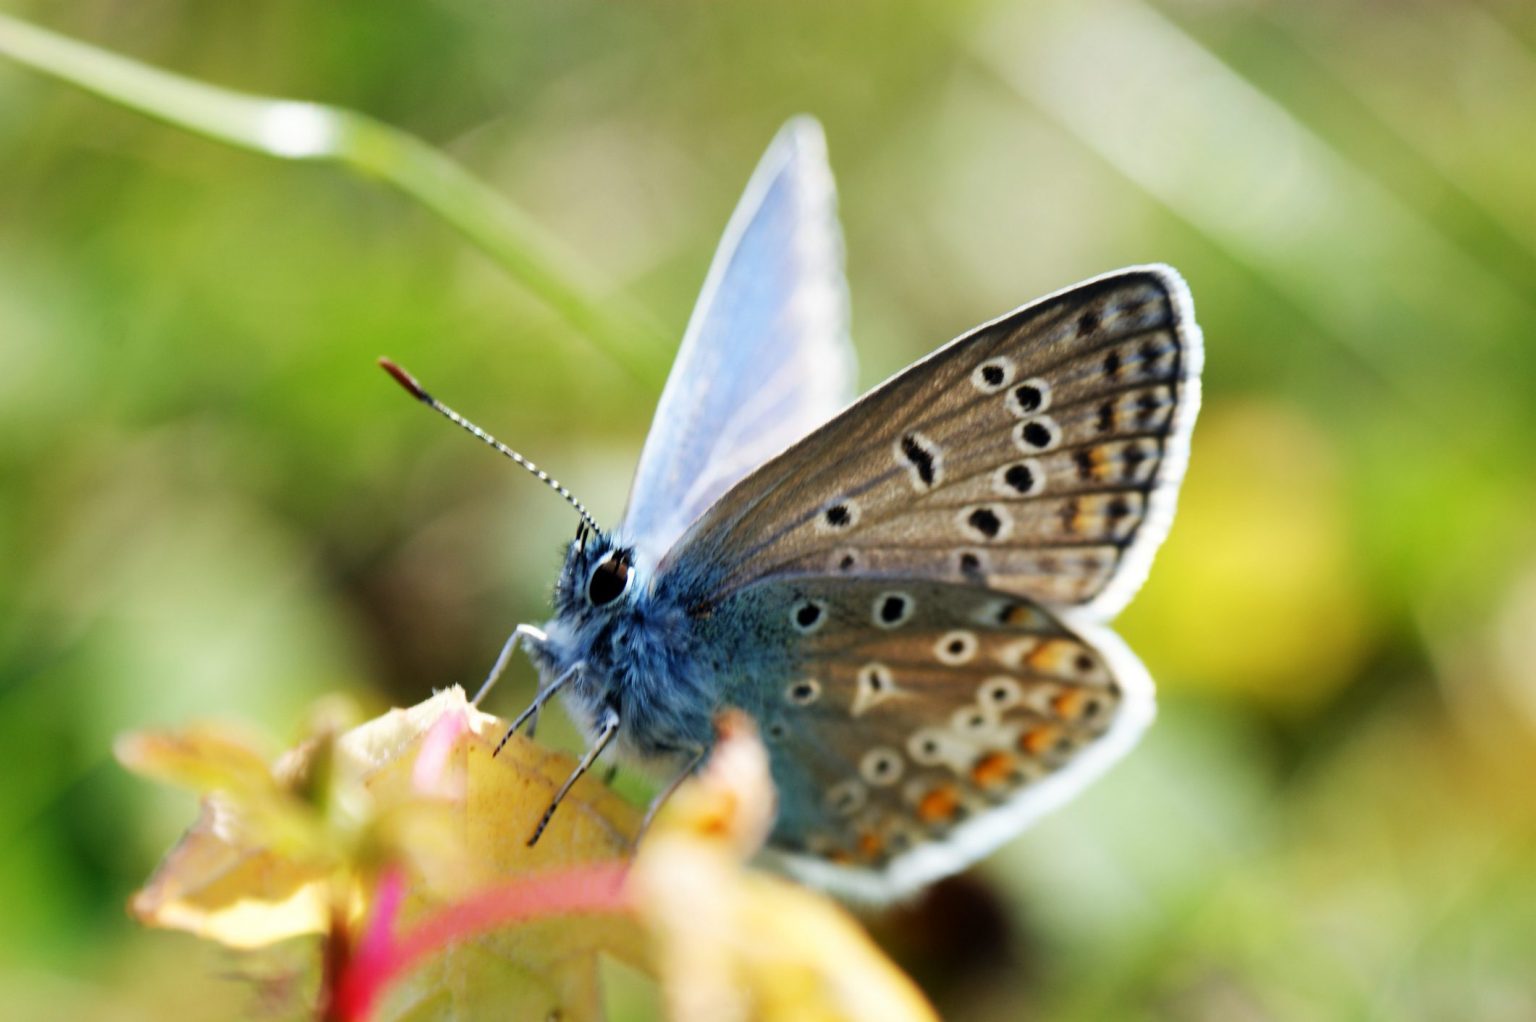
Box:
(621, 117), (855, 572)
(708, 576), (1153, 901)
(660, 266), (1202, 622)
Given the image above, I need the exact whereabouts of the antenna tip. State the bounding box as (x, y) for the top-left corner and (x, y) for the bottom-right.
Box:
(378, 357), (432, 404)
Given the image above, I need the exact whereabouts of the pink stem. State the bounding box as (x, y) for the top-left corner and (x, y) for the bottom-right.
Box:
(333, 862), (632, 1021)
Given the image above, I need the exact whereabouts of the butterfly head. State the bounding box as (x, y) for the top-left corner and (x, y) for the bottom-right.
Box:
(554, 524), (639, 625)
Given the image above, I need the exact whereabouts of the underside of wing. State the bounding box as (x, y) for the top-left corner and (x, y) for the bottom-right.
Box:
(620, 118), (855, 571)
(664, 266), (1203, 622)
(714, 576), (1153, 902)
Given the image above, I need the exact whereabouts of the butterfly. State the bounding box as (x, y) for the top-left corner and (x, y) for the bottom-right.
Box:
(382, 116), (1202, 901)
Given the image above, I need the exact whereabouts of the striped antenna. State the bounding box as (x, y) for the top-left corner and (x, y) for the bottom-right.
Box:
(378, 357), (601, 535)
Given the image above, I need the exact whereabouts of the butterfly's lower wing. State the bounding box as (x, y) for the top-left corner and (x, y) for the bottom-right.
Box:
(716, 576), (1153, 901)
(661, 266), (1202, 622)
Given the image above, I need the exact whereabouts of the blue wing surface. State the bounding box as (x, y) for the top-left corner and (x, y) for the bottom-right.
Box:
(620, 117), (856, 573)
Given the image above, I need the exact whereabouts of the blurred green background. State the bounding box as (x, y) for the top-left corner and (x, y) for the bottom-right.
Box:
(3, 1), (1535, 1019)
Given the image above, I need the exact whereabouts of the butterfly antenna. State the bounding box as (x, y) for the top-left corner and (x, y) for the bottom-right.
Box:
(378, 358), (601, 534)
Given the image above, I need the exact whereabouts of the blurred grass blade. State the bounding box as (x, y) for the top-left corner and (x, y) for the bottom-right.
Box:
(0, 11), (667, 383)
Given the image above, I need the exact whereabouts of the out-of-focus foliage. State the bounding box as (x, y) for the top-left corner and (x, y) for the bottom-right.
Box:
(2, 0), (1534, 1018)
(119, 689), (930, 1022)
(121, 685), (648, 1021)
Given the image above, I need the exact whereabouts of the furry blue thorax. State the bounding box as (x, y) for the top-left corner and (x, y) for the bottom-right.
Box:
(526, 528), (792, 769)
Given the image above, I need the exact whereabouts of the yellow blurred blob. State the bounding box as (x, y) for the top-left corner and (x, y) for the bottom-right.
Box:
(1122, 399), (1374, 708)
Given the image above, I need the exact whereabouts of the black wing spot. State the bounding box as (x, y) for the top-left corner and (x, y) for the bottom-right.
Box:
(967, 507), (1003, 539)
(1107, 497), (1132, 521)
(1078, 309), (1101, 337)
(973, 358), (1014, 393)
(879, 595), (909, 625)
(794, 602), (823, 629)
(1136, 391), (1162, 425)
(1004, 463), (1036, 493)
(899, 434), (936, 487)
(1097, 401), (1116, 433)
(1020, 421), (1053, 449)
(959, 551), (983, 577)
(1122, 443), (1148, 479)
(1074, 450), (1095, 481)
(787, 679), (824, 707)
(1058, 499), (1080, 534)
(1104, 350), (1122, 378)
(1012, 384), (1043, 414)
(825, 504), (852, 528)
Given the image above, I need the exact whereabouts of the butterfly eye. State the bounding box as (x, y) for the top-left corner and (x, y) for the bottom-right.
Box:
(586, 550), (632, 606)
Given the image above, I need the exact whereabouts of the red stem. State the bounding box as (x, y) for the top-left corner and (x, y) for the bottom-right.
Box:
(332, 862), (632, 1021)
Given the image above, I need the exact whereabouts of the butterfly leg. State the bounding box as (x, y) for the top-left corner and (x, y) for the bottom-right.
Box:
(631, 744), (707, 853)
(471, 623), (548, 707)
(492, 660), (582, 757)
(527, 705), (620, 847)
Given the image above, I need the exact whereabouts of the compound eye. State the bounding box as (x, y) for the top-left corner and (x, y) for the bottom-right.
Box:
(587, 551), (632, 606)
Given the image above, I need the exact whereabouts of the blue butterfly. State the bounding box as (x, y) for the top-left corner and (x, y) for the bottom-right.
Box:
(383, 117), (1203, 901)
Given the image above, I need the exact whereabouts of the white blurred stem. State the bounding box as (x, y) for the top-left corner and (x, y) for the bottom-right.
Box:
(0, 12), (666, 383)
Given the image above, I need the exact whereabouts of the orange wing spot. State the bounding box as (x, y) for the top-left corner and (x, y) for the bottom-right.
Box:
(970, 751), (1016, 788)
(917, 785), (961, 824)
(1052, 689), (1087, 720)
(1025, 638), (1070, 672)
(1019, 725), (1061, 757)
(1002, 603), (1046, 628)
(1083, 446), (1107, 482)
(857, 830), (885, 861)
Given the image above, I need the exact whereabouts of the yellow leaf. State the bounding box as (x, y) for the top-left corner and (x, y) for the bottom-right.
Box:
(120, 722), (339, 947)
(127, 794), (337, 949)
(125, 687), (648, 1022)
(363, 697), (648, 1022)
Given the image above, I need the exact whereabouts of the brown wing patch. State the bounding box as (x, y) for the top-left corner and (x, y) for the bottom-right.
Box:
(735, 578), (1128, 869)
(670, 268), (1199, 614)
